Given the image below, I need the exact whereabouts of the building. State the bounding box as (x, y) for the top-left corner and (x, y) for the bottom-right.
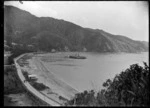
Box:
(64, 46), (69, 52)
(51, 49), (56, 53)
(28, 74), (38, 81)
(83, 47), (87, 52)
(4, 44), (11, 51)
(4, 52), (11, 65)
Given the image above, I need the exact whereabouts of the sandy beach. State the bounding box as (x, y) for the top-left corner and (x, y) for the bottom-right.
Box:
(21, 52), (78, 104)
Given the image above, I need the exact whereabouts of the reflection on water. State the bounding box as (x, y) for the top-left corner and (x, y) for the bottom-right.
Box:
(41, 52), (149, 92)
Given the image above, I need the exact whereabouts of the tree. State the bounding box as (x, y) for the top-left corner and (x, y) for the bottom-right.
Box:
(99, 62), (149, 106)
(65, 62), (149, 106)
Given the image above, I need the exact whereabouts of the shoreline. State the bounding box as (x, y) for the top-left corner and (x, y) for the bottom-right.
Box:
(34, 52), (149, 91)
(32, 56), (79, 98)
(18, 51), (148, 105)
(15, 53), (61, 106)
(24, 53), (79, 103)
(38, 58), (80, 93)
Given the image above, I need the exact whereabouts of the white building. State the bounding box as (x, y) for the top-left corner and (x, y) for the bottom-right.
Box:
(83, 47), (87, 52)
(28, 74), (38, 80)
(51, 49), (56, 53)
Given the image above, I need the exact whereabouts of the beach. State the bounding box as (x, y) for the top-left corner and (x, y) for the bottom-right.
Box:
(20, 52), (148, 104)
(21, 52), (78, 104)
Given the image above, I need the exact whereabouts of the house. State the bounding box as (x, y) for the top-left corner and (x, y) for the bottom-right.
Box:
(64, 46), (69, 51)
(4, 52), (11, 65)
(51, 49), (56, 53)
(12, 42), (17, 46)
(4, 40), (7, 45)
(27, 45), (34, 48)
(28, 74), (38, 80)
(4, 44), (11, 51)
(83, 47), (87, 52)
(27, 45), (34, 50)
(12, 42), (18, 48)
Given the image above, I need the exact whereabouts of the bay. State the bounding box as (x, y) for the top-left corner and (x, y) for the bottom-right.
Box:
(41, 52), (149, 92)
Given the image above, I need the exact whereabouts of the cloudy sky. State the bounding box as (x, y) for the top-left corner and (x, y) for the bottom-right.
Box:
(4, 1), (149, 41)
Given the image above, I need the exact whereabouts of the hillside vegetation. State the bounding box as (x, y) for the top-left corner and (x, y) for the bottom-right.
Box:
(4, 5), (148, 53)
(65, 62), (149, 106)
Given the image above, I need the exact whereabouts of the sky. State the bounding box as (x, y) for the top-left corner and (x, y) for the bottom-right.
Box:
(4, 1), (149, 41)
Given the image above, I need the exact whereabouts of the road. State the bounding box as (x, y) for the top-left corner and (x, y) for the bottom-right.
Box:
(14, 53), (61, 106)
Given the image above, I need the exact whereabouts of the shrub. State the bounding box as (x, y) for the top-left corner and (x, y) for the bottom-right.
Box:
(66, 90), (98, 106)
(59, 96), (68, 101)
(65, 62), (149, 106)
(30, 82), (49, 91)
(101, 62), (149, 106)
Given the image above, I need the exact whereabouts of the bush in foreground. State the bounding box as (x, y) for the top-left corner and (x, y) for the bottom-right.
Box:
(65, 62), (149, 106)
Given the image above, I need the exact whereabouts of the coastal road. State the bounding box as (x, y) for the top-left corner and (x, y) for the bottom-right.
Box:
(14, 54), (61, 106)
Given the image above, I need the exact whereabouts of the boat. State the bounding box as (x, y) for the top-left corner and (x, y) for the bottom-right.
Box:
(69, 54), (86, 59)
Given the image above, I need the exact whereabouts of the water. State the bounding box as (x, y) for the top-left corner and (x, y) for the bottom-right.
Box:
(41, 52), (149, 92)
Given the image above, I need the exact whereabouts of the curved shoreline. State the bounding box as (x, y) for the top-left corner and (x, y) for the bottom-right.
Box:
(31, 54), (79, 99)
(37, 58), (79, 93)
(14, 53), (61, 106)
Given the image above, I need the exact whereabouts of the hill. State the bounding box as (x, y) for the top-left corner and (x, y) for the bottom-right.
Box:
(4, 5), (148, 53)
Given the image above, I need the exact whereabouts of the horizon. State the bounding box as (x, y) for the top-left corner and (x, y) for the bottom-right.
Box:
(4, 1), (149, 42)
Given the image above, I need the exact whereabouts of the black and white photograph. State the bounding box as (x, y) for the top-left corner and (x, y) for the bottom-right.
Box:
(4, 1), (149, 106)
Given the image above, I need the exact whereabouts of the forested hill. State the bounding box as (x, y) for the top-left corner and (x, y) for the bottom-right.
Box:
(4, 5), (148, 52)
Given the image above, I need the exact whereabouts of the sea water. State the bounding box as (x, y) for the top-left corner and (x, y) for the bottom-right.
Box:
(41, 52), (149, 92)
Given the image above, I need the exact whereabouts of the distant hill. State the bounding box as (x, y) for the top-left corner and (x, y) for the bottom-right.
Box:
(4, 5), (148, 53)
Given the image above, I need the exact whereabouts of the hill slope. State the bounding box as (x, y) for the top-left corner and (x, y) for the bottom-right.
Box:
(4, 5), (148, 52)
